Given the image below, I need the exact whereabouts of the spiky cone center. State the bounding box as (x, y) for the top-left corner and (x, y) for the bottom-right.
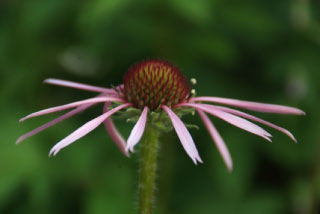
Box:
(122, 60), (190, 111)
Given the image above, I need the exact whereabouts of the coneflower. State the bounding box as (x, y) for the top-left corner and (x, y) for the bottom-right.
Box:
(17, 59), (304, 214)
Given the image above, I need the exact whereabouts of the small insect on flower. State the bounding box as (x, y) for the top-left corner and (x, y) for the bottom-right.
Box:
(17, 59), (305, 171)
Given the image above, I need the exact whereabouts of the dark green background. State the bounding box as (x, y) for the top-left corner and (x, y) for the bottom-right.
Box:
(1, 0), (319, 213)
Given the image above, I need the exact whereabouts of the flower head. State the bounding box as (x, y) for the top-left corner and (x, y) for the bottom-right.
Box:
(17, 59), (305, 171)
(122, 60), (190, 110)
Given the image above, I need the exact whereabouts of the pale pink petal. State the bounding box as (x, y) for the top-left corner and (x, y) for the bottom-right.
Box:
(162, 105), (202, 164)
(103, 102), (129, 157)
(20, 96), (124, 122)
(197, 110), (233, 171)
(17, 93), (108, 143)
(179, 103), (272, 142)
(126, 106), (148, 152)
(103, 118), (129, 157)
(204, 104), (297, 142)
(49, 103), (131, 156)
(44, 78), (116, 93)
(190, 97), (305, 115)
(16, 104), (90, 144)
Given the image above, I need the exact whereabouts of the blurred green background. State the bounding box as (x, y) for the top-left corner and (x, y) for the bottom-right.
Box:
(1, 0), (319, 213)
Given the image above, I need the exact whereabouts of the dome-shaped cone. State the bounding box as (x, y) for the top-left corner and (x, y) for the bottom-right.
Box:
(123, 60), (190, 111)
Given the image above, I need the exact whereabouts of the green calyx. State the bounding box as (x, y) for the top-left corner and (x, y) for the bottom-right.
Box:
(111, 105), (199, 132)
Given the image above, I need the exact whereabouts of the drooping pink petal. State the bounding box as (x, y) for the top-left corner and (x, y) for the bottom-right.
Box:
(17, 93), (108, 144)
(203, 104), (297, 142)
(197, 110), (233, 171)
(126, 106), (148, 152)
(190, 97), (305, 115)
(103, 118), (129, 157)
(20, 96), (124, 122)
(103, 102), (129, 157)
(162, 105), (203, 164)
(49, 103), (131, 156)
(179, 103), (272, 142)
(44, 78), (116, 93)
(16, 104), (90, 144)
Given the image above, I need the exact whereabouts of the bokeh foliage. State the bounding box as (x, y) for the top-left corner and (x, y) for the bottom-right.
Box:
(1, 0), (319, 213)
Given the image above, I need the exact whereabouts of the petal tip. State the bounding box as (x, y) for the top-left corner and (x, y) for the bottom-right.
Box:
(53, 150), (59, 156)
(289, 133), (297, 143)
(262, 135), (272, 143)
(265, 132), (272, 137)
(192, 156), (203, 165)
(49, 148), (56, 157)
(125, 146), (134, 154)
(16, 138), (23, 144)
(294, 109), (306, 115)
(291, 135), (297, 143)
(43, 78), (53, 84)
(225, 160), (233, 172)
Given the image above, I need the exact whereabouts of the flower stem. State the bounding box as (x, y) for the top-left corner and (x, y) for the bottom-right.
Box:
(138, 123), (160, 214)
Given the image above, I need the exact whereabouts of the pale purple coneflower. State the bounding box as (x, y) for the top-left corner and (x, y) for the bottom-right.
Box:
(17, 60), (305, 171)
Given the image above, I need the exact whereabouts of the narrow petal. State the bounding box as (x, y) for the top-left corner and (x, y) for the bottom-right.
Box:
(190, 97), (305, 115)
(126, 106), (148, 152)
(20, 96), (124, 122)
(162, 105), (202, 164)
(198, 110), (233, 171)
(49, 103), (131, 156)
(179, 103), (272, 142)
(16, 104), (90, 144)
(17, 93), (107, 143)
(204, 104), (297, 142)
(44, 78), (116, 93)
(103, 102), (129, 157)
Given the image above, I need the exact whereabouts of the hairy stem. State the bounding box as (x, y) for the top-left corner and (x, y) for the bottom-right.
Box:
(138, 124), (160, 214)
